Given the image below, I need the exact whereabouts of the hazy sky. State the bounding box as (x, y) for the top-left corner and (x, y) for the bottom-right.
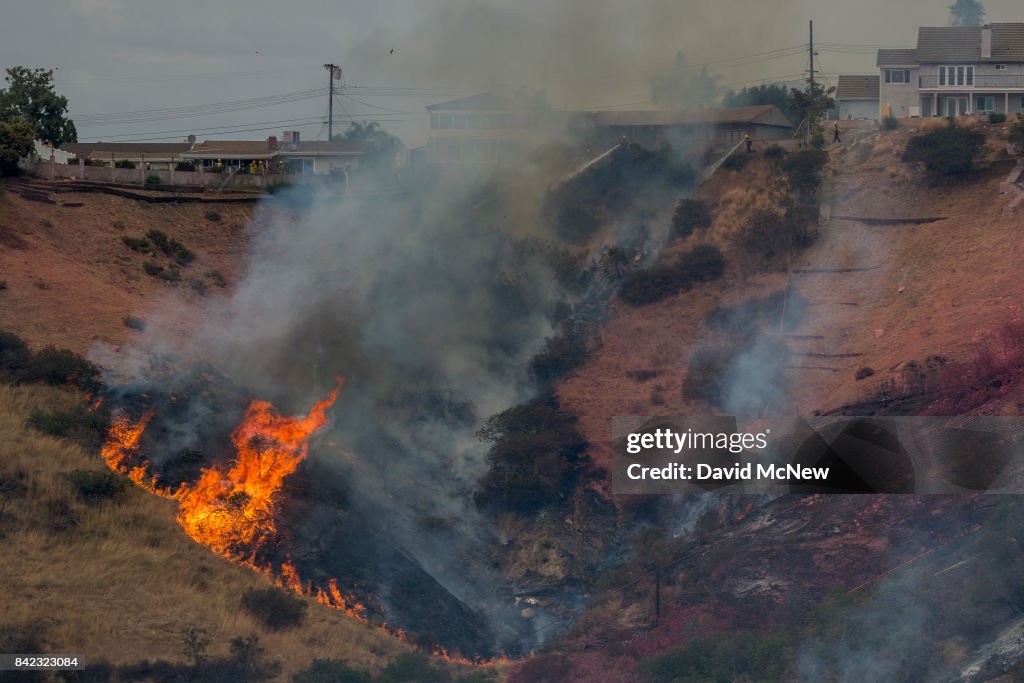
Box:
(1, 0), (1020, 146)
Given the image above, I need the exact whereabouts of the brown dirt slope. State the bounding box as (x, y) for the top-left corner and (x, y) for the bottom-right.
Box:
(0, 182), (253, 355)
(560, 121), (1024, 468)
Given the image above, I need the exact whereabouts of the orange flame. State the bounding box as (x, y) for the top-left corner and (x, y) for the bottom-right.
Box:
(174, 379), (343, 555)
(98, 378), (510, 665)
(101, 410), (155, 483)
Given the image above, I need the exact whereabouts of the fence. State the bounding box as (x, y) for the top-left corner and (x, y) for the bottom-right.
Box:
(30, 157), (303, 191)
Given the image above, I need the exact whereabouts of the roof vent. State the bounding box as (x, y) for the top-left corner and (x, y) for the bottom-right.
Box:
(982, 25), (993, 59)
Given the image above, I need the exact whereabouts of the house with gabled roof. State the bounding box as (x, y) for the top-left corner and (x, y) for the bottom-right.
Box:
(879, 23), (1024, 119)
(835, 75), (880, 120)
(423, 93), (552, 166)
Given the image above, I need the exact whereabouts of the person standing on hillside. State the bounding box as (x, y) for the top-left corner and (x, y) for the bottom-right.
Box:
(833, 120), (841, 144)
(745, 133), (752, 153)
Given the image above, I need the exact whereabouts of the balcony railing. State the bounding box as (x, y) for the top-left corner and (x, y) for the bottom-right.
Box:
(919, 74), (1024, 89)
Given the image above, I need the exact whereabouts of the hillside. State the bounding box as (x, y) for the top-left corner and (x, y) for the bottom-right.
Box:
(0, 383), (411, 679)
(3, 120), (1024, 682)
(560, 120), (1024, 466)
(0, 183), (253, 355)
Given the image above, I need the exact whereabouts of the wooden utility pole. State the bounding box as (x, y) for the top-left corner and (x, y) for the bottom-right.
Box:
(324, 63), (340, 140)
(807, 20), (814, 144)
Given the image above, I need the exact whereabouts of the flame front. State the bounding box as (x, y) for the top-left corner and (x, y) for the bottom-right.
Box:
(98, 378), (504, 663)
(175, 380), (342, 555)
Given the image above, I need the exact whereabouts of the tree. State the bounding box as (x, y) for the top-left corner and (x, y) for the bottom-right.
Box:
(672, 198), (713, 238)
(331, 120), (401, 178)
(651, 52), (724, 108)
(0, 116), (34, 176)
(0, 67), (76, 146)
(949, 0), (985, 27)
(789, 81), (836, 136)
(723, 84), (796, 121)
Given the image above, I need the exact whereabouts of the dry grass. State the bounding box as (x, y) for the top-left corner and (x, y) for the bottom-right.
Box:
(919, 117), (953, 132)
(0, 383), (409, 679)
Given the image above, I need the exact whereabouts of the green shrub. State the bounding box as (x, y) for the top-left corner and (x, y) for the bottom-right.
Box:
(638, 632), (790, 683)
(187, 279), (207, 296)
(475, 396), (590, 514)
(240, 588), (306, 631)
(20, 346), (101, 392)
(618, 243), (725, 307)
(530, 331), (589, 385)
(121, 236), (149, 252)
(903, 123), (986, 175)
(158, 269), (181, 282)
(672, 198), (712, 238)
(145, 174), (161, 185)
(203, 209), (221, 222)
(0, 330), (30, 377)
(142, 262), (163, 276)
(764, 144), (786, 161)
(174, 161), (196, 172)
(66, 470), (127, 502)
(378, 653), (449, 683)
(810, 132), (826, 148)
(206, 270), (227, 288)
(881, 115), (900, 130)
(114, 159), (136, 169)
(145, 229), (194, 265)
(146, 229), (169, 251)
(989, 112), (1007, 124)
(721, 154), (748, 171)
(781, 148), (828, 198)
(293, 659), (373, 683)
(739, 207), (817, 260)
(123, 316), (146, 331)
(29, 406), (109, 448)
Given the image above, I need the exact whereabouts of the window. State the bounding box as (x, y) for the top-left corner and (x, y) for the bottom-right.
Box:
(938, 65), (975, 86)
(996, 64), (1008, 70)
(439, 113), (453, 129)
(885, 69), (911, 84)
(978, 96), (996, 112)
(430, 113), (439, 129)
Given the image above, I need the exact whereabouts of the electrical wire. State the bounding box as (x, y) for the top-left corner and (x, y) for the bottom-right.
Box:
(74, 87), (325, 125)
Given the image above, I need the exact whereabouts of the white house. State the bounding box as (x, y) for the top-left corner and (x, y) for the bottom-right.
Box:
(879, 23), (1024, 118)
(424, 93), (549, 166)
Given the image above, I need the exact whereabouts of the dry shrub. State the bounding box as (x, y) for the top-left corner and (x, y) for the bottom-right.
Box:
(919, 117), (952, 133)
(925, 320), (1024, 414)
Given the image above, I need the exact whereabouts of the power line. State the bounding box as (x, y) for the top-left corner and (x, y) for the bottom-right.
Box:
(73, 87), (325, 125)
(56, 66), (309, 84)
(78, 115), (332, 141)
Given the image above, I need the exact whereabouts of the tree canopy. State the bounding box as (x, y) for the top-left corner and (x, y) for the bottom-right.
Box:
(331, 121), (401, 179)
(0, 67), (77, 147)
(723, 84), (796, 121)
(949, 0), (985, 27)
(0, 116), (34, 175)
(651, 52), (725, 108)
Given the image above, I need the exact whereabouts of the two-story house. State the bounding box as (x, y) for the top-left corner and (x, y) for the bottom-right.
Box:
(879, 23), (1024, 119)
(424, 93), (551, 167)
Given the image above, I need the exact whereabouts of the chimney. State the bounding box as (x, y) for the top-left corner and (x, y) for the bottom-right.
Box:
(981, 25), (992, 59)
(268, 135), (278, 149)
